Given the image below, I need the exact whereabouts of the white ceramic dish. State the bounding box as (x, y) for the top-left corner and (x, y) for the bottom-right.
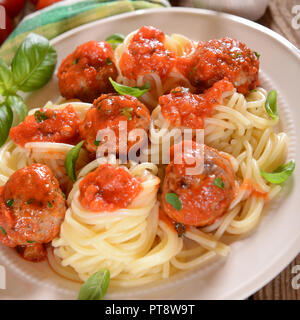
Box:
(0, 8), (300, 300)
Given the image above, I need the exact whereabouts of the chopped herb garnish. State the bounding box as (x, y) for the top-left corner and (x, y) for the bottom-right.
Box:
(27, 240), (35, 244)
(0, 226), (6, 236)
(6, 199), (14, 207)
(254, 51), (261, 59)
(213, 177), (225, 189)
(73, 58), (79, 65)
(94, 140), (100, 147)
(121, 107), (133, 121)
(174, 223), (186, 237)
(165, 193), (182, 211)
(26, 198), (35, 204)
(47, 201), (53, 208)
(34, 110), (49, 123)
(105, 58), (112, 65)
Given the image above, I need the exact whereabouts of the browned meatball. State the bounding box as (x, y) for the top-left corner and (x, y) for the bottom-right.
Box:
(177, 37), (260, 94)
(79, 94), (151, 155)
(57, 41), (118, 102)
(162, 141), (237, 227)
(0, 164), (66, 258)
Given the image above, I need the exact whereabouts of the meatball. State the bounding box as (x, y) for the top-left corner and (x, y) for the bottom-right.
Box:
(57, 41), (118, 102)
(177, 37), (259, 94)
(0, 164), (66, 260)
(119, 26), (175, 80)
(79, 94), (151, 154)
(162, 141), (237, 227)
(9, 105), (80, 147)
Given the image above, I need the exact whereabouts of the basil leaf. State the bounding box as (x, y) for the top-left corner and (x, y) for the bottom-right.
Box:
(265, 90), (278, 120)
(109, 77), (150, 98)
(213, 177), (224, 189)
(165, 193), (182, 211)
(105, 33), (125, 49)
(0, 104), (13, 147)
(0, 57), (16, 95)
(6, 95), (28, 123)
(254, 51), (261, 59)
(260, 160), (295, 184)
(11, 33), (57, 92)
(78, 270), (110, 300)
(65, 141), (84, 182)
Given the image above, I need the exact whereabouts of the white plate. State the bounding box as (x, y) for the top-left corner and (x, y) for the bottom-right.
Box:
(1, 8), (300, 300)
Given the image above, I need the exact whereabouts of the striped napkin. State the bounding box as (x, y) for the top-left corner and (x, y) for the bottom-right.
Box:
(0, 0), (170, 64)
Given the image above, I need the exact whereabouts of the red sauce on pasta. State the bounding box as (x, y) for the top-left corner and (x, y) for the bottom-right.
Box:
(119, 26), (175, 80)
(241, 179), (268, 200)
(79, 164), (142, 212)
(159, 79), (234, 129)
(9, 105), (80, 147)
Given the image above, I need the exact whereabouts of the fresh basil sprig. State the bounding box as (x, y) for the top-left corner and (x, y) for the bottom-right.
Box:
(109, 77), (150, 98)
(11, 33), (57, 92)
(105, 33), (125, 49)
(0, 33), (57, 147)
(0, 104), (13, 147)
(78, 269), (110, 300)
(65, 141), (84, 182)
(165, 193), (182, 211)
(265, 90), (278, 120)
(260, 160), (295, 184)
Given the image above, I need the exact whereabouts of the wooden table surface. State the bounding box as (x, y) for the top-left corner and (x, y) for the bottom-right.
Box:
(170, 0), (300, 300)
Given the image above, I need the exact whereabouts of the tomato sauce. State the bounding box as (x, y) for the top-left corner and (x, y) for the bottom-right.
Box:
(159, 79), (234, 129)
(79, 164), (142, 212)
(9, 105), (80, 147)
(176, 37), (259, 94)
(79, 94), (150, 154)
(241, 179), (268, 200)
(119, 26), (175, 80)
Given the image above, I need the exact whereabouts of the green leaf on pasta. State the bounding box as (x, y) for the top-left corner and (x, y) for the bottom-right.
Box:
(65, 141), (85, 182)
(105, 33), (125, 49)
(78, 269), (110, 300)
(0, 104), (13, 147)
(109, 77), (150, 98)
(265, 90), (278, 120)
(11, 33), (57, 92)
(260, 160), (295, 184)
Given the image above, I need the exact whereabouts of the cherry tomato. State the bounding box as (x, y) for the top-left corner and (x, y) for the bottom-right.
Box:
(36, 0), (63, 10)
(0, 12), (13, 45)
(0, 0), (26, 19)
